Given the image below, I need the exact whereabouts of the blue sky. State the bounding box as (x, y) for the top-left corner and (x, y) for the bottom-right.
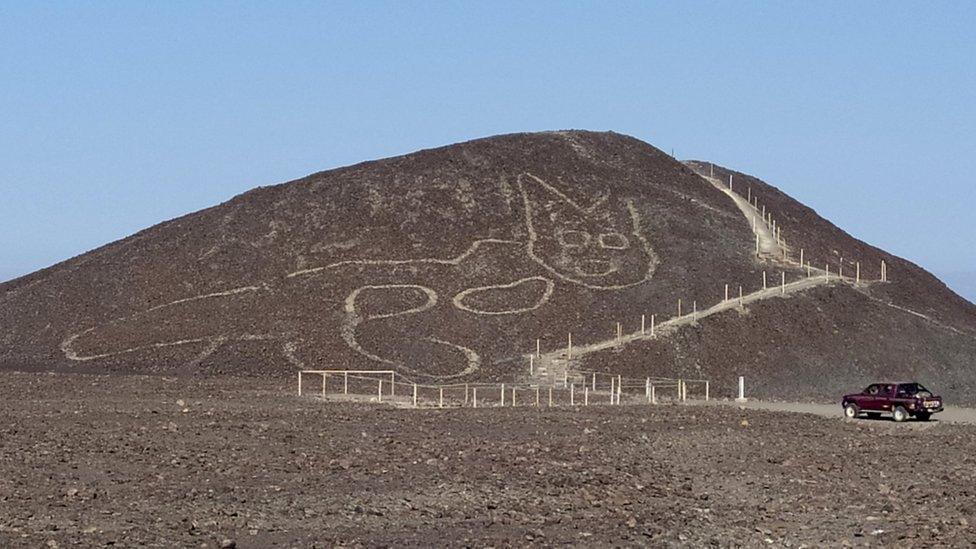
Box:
(1, 2), (973, 301)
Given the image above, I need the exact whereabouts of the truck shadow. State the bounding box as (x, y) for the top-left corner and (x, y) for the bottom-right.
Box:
(858, 414), (938, 423)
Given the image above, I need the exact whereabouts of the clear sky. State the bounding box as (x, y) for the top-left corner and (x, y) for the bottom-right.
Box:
(1, 2), (974, 301)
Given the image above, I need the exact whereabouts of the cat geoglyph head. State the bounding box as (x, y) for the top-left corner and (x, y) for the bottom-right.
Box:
(518, 173), (659, 290)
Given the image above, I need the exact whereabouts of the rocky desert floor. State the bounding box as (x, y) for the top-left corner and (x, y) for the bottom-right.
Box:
(2, 371), (975, 548)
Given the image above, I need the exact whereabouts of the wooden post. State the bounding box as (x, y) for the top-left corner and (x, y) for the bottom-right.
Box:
(856, 261), (861, 284)
(390, 373), (395, 397)
(529, 355), (534, 375)
(692, 301), (697, 321)
(378, 380), (383, 403)
(705, 381), (710, 401)
(610, 376), (615, 403)
(651, 384), (657, 405)
(464, 383), (469, 405)
(763, 271), (767, 290)
(584, 386), (589, 406)
(616, 322), (622, 340)
(473, 387), (478, 408)
(825, 263), (830, 281)
(677, 380), (682, 400)
(592, 372), (596, 391)
(645, 377), (650, 400)
(563, 369), (568, 388)
(322, 372), (327, 397)
(677, 299), (682, 318)
(651, 314), (655, 336)
(298, 371), (303, 396)
(567, 333), (572, 360)
(882, 260), (887, 282)
(725, 284), (729, 301)
(800, 248), (804, 268)
(781, 271), (786, 295)
(839, 264), (844, 279)
(548, 387), (553, 407)
(641, 314), (646, 335)
(512, 387), (516, 407)
(439, 387), (444, 408)
(570, 383), (575, 406)
(412, 383), (418, 408)
(536, 338), (541, 359)
(747, 187), (751, 202)
(728, 173), (733, 190)
(536, 386), (540, 407)
(343, 371), (348, 395)
(617, 375), (622, 403)
(755, 234), (760, 256)
(807, 263), (812, 277)
(500, 383), (506, 406)
(739, 285), (744, 306)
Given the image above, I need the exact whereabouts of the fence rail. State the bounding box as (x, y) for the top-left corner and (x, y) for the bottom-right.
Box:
(298, 370), (708, 408)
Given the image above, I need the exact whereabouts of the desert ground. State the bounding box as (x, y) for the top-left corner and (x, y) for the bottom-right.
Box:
(2, 371), (975, 548)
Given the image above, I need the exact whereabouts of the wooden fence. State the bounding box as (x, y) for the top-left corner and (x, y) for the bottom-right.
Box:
(298, 370), (709, 409)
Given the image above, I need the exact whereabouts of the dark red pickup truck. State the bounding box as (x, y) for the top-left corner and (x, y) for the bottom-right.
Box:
(842, 382), (943, 422)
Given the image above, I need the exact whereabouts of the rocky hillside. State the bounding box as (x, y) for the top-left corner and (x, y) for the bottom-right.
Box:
(1, 131), (973, 401)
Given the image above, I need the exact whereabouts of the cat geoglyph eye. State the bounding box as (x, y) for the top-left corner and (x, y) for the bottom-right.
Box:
(556, 229), (590, 247)
(598, 232), (630, 249)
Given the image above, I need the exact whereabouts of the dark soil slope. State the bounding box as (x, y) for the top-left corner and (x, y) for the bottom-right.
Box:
(1, 131), (973, 400)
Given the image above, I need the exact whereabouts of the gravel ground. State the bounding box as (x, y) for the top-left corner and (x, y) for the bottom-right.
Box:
(2, 371), (975, 548)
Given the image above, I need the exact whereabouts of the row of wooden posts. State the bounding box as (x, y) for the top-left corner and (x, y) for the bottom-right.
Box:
(299, 370), (707, 408)
(529, 255), (890, 372)
(395, 377), (705, 408)
(724, 168), (890, 283)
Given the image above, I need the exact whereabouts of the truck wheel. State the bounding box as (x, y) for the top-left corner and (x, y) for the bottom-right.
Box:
(893, 406), (908, 422)
(844, 403), (859, 419)
(916, 411), (931, 422)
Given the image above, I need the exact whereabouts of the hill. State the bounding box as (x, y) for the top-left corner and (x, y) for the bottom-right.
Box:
(1, 131), (974, 401)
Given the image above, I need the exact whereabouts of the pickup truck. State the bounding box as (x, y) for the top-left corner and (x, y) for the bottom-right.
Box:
(842, 382), (943, 422)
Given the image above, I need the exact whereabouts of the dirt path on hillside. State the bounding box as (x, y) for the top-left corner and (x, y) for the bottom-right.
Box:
(699, 172), (783, 257)
(530, 269), (856, 385)
(526, 167), (858, 385)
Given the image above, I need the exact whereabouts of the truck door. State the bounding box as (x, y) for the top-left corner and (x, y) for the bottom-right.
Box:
(876, 384), (897, 413)
(862, 384), (882, 411)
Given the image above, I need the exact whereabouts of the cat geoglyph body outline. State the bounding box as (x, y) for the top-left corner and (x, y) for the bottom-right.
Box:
(61, 173), (660, 379)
